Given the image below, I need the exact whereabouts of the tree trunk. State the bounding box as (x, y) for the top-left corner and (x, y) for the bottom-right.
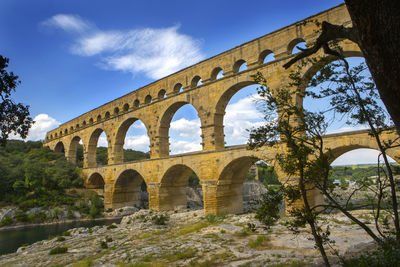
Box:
(345, 0), (400, 133)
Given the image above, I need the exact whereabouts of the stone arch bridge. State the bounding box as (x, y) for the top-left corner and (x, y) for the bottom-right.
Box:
(44, 4), (400, 214)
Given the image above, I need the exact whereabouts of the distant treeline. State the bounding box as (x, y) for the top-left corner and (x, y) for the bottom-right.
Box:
(329, 164), (399, 181)
(0, 140), (83, 208)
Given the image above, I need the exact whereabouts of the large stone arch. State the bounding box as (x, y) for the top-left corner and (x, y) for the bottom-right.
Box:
(112, 117), (150, 164)
(157, 101), (202, 157)
(213, 81), (256, 148)
(86, 172), (105, 196)
(54, 141), (65, 154)
(67, 135), (82, 164)
(214, 156), (259, 214)
(112, 169), (148, 209)
(86, 127), (110, 168)
(296, 50), (363, 108)
(155, 164), (200, 211)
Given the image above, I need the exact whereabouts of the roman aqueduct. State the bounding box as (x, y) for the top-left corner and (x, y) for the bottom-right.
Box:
(44, 4), (400, 214)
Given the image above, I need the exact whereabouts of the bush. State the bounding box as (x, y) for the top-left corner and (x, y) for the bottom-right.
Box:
(62, 231), (71, 236)
(56, 236), (65, 242)
(100, 241), (108, 249)
(0, 216), (13, 227)
(151, 214), (169, 225)
(107, 224), (117, 230)
(14, 210), (28, 222)
(49, 247), (68, 255)
(343, 238), (400, 267)
(205, 214), (216, 223)
(255, 187), (283, 229)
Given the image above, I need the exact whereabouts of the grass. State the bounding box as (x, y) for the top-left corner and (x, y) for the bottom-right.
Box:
(56, 236), (66, 242)
(248, 235), (270, 249)
(49, 247), (68, 255)
(174, 222), (210, 236)
(162, 248), (197, 261)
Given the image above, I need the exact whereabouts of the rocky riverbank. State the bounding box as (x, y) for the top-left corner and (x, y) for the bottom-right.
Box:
(0, 208), (377, 266)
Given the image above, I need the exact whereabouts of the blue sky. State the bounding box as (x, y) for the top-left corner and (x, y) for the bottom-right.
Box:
(1, 0), (390, 165)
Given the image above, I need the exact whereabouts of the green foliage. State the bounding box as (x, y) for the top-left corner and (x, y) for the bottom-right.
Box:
(188, 172), (200, 187)
(255, 187), (283, 229)
(0, 55), (33, 145)
(62, 231), (71, 236)
(14, 210), (28, 222)
(107, 224), (117, 230)
(94, 146), (149, 166)
(49, 246), (68, 255)
(343, 238), (400, 267)
(0, 140), (83, 208)
(56, 236), (66, 242)
(204, 214), (216, 223)
(248, 235), (269, 248)
(151, 214), (169, 225)
(0, 216), (13, 226)
(257, 163), (280, 185)
(100, 241), (108, 249)
(89, 193), (104, 218)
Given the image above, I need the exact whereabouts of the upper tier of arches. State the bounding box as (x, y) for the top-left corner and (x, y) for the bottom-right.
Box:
(46, 4), (352, 142)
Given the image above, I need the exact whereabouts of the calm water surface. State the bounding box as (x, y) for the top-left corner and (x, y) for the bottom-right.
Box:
(0, 218), (121, 255)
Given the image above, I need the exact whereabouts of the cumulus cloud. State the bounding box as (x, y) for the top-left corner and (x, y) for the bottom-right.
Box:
(170, 118), (201, 138)
(42, 14), (204, 79)
(332, 149), (395, 165)
(170, 139), (202, 154)
(42, 14), (92, 33)
(124, 135), (150, 152)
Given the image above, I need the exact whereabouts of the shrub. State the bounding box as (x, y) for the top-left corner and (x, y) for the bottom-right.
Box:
(205, 214), (216, 223)
(152, 214), (169, 225)
(107, 224), (117, 230)
(56, 236), (65, 242)
(0, 216), (13, 227)
(255, 187), (283, 229)
(14, 210), (28, 222)
(49, 247), (68, 255)
(63, 231), (71, 236)
(100, 241), (108, 249)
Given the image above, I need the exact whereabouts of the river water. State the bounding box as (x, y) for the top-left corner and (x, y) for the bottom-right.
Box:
(0, 218), (121, 255)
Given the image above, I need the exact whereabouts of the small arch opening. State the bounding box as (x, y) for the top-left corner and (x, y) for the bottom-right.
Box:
(288, 38), (307, 54)
(173, 83), (183, 94)
(76, 124), (80, 129)
(133, 99), (140, 108)
(64, 129), (68, 134)
(211, 67), (223, 81)
(144, 95), (152, 104)
(89, 118), (94, 124)
(123, 103), (130, 112)
(158, 89), (166, 99)
(258, 49), (275, 64)
(105, 112), (110, 119)
(233, 59), (247, 73)
(190, 76), (202, 88)
(70, 126), (74, 132)
(87, 173), (105, 196)
(82, 121), (87, 126)
(97, 115), (102, 122)
(114, 107), (120, 115)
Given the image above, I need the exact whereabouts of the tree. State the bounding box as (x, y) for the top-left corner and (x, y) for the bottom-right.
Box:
(0, 55), (33, 145)
(283, 1), (400, 135)
(250, 53), (400, 265)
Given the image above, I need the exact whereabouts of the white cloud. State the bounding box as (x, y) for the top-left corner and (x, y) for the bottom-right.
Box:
(123, 135), (150, 152)
(42, 14), (204, 79)
(170, 118), (201, 138)
(331, 148), (395, 165)
(326, 125), (369, 135)
(42, 14), (92, 33)
(29, 114), (60, 141)
(170, 139), (202, 154)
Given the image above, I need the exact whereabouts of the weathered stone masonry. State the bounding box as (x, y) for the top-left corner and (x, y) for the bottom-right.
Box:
(44, 4), (400, 214)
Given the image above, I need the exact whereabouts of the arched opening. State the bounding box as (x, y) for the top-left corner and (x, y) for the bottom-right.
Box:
(133, 99), (140, 108)
(217, 82), (270, 146)
(159, 102), (201, 156)
(87, 173), (105, 196)
(82, 121), (87, 127)
(105, 112), (110, 119)
(158, 165), (203, 211)
(70, 126), (74, 132)
(288, 38), (307, 54)
(123, 103), (129, 112)
(54, 133), (58, 138)
(87, 128), (109, 167)
(300, 55), (382, 134)
(64, 129), (68, 135)
(173, 83), (183, 94)
(144, 95), (152, 104)
(329, 148), (398, 209)
(114, 107), (120, 115)
(89, 118), (94, 124)
(190, 76), (202, 88)
(76, 124), (80, 129)
(59, 131), (62, 136)
(158, 89), (166, 99)
(50, 134), (53, 139)
(113, 117), (150, 163)
(210, 67), (223, 81)
(112, 169), (148, 210)
(68, 136), (83, 165)
(233, 59), (247, 73)
(258, 49), (275, 64)
(54, 141), (65, 154)
(217, 156), (260, 214)
(97, 115), (102, 122)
